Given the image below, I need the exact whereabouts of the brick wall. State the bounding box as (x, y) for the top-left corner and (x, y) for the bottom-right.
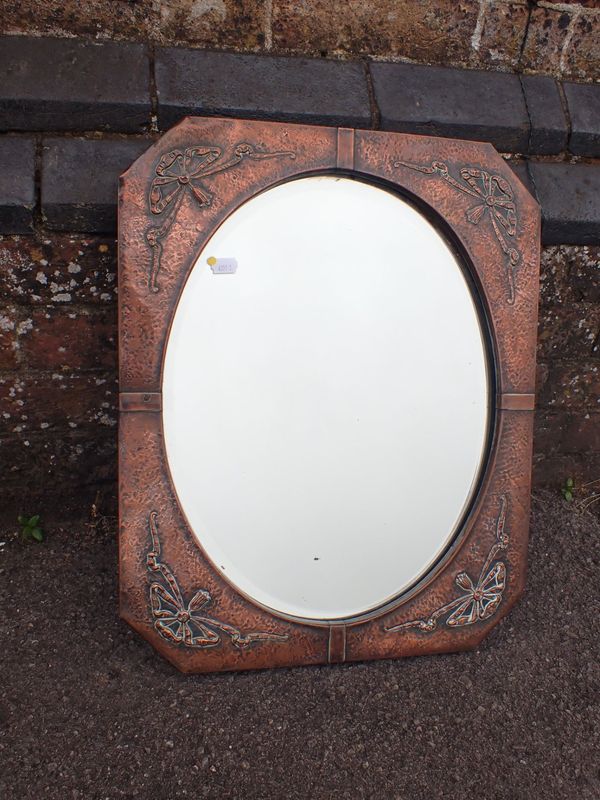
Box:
(0, 33), (599, 522)
(1, 1), (599, 82)
(536, 246), (600, 485)
(0, 236), (118, 520)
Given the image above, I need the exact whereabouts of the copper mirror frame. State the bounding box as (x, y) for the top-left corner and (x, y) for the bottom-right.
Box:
(118, 117), (540, 674)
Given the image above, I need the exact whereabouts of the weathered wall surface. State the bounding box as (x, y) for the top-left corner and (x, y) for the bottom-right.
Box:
(0, 23), (599, 522)
(0, 236), (117, 519)
(536, 246), (600, 485)
(2, 235), (598, 520)
(1, 0), (599, 82)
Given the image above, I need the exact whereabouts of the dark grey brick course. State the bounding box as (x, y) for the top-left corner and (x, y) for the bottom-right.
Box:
(155, 48), (371, 130)
(528, 162), (600, 245)
(507, 160), (536, 198)
(0, 35), (596, 247)
(0, 136), (35, 233)
(41, 137), (152, 232)
(563, 82), (600, 158)
(371, 62), (530, 153)
(521, 76), (569, 155)
(0, 37), (151, 133)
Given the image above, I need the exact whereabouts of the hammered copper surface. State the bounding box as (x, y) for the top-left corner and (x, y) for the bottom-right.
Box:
(119, 116), (540, 673)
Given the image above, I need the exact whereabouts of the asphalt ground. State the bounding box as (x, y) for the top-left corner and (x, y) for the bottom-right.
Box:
(0, 490), (598, 799)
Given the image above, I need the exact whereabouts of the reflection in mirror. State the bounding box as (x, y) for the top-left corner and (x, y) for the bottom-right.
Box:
(162, 176), (490, 621)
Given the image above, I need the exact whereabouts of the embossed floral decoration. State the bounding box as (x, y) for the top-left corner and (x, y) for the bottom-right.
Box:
(147, 511), (288, 649)
(385, 496), (509, 633)
(395, 160), (520, 304)
(145, 143), (295, 292)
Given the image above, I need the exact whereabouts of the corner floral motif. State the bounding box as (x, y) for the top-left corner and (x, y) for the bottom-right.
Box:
(145, 143), (296, 292)
(395, 160), (520, 305)
(385, 496), (509, 633)
(146, 512), (288, 649)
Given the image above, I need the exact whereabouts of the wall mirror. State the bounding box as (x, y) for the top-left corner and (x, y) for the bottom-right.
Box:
(119, 118), (540, 673)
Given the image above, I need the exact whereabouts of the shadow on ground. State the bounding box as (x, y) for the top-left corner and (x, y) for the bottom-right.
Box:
(0, 491), (598, 799)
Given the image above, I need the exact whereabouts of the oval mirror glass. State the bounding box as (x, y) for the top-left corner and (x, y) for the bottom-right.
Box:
(162, 176), (490, 621)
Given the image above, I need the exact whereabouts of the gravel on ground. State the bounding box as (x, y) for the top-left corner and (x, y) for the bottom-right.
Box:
(0, 491), (598, 799)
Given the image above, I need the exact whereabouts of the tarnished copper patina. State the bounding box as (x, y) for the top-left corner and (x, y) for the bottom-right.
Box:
(119, 117), (540, 673)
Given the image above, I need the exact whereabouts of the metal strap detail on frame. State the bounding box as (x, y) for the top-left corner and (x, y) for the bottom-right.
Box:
(119, 392), (162, 412)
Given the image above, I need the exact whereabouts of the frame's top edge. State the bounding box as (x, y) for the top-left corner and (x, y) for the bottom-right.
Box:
(119, 115), (520, 187)
(119, 112), (540, 396)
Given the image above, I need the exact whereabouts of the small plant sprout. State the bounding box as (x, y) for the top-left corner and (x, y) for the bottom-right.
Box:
(561, 478), (575, 503)
(18, 514), (43, 543)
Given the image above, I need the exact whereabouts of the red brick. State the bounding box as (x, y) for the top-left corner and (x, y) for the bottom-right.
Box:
(159, 0), (267, 50)
(537, 305), (600, 361)
(0, 372), (117, 434)
(0, 234), (117, 305)
(561, 9), (600, 82)
(536, 361), (600, 409)
(4, 1), (266, 52)
(472, 1), (530, 71)
(567, 246), (600, 303)
(0, 304), (20, 369)
(19, 306), (116, 371)
(534, 410), (600, 456)
(538, 245), (600, 308)
(0, 429), (117, 520)
(1, 0), (156, 42)
(272, 0), (480, 63)
(539, 247), (575, 307)
(521, 5), (600, 82)
(521, 6), (574, 75)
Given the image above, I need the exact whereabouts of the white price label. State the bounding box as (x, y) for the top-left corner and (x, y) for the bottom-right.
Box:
(208, 257), (237, 274)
